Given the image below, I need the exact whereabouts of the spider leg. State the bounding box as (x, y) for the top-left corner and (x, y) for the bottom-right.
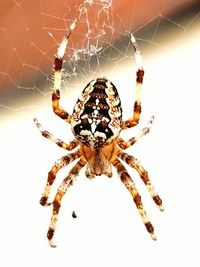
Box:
(47, 157), (86, 247)
(117, 150), (164, 211)
(40, 150), (81, 207)
(118, 116), (154, 149)
(34, 118), (79, 150)
(52, 20), (78, 123)
(112, 157), (156, 240)
(122, 35), (144, 129)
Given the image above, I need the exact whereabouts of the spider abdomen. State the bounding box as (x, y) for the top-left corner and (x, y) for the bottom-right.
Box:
(71, 78), (122, 147)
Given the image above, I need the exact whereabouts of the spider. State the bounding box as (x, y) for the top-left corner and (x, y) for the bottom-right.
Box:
(34, 20), (163, 247)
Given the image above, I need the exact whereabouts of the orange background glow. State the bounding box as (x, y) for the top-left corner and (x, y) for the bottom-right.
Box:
(0, 0), (196, 95)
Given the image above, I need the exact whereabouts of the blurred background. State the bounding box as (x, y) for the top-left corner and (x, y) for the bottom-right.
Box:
(0, 1), (200, 267)
(0, 0), (199, 116)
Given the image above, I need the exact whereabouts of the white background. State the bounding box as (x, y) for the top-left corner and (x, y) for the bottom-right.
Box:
(0, 23), (200, 266)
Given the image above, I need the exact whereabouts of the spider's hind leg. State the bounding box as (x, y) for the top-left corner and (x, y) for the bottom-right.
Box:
(117, 150), (164, 211)
(122, 34), (144, 129)
(112, 157), (156, 240)
(52, 20), (78, 124)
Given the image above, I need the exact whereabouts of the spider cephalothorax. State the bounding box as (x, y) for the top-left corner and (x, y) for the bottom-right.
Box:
(34, 21), (163, 247)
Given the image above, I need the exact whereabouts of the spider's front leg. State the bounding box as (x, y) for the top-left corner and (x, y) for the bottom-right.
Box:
(117, 150), (164, 211)
(52, 20), (78, 124)
(112, 157), (156, 240)
(47, 157), (87, 247)
(122, 34), (144, 129)
(40, 151), (80, 207)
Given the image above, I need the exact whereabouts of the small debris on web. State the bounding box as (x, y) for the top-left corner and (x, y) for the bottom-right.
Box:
(72, 210), (77, 218)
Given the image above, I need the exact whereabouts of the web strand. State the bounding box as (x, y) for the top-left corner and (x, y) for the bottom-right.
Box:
(0, 0), (199, 114)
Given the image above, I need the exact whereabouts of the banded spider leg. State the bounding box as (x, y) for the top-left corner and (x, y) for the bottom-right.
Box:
(47, 157), (87, 247)
(117, 150), (164, 211)
(118, 116), (154, 149)
(52, 19), (78, 124)
(112, 157), (157, 240)
(34, 118), (80, 206)
(39, 151), (81, 207)
(34, 118), (79, 150)
(122, 34), (144, 129)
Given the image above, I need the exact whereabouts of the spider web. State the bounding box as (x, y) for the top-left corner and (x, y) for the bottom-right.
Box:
(0, 0), (199, 116)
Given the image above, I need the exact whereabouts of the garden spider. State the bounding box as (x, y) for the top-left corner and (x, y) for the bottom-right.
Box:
(34, 20), (163, 247)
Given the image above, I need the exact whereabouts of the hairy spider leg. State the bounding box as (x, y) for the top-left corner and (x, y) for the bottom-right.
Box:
(118, 116), (154, 149)
(117, 150), (164, 211)
(40, 151), (81, 207)
(47, 157), (87, 247)
(112, 157), (156, 240)
(34, 118), (79, 150)
(52, 20), (78, 123)
(122, 35), (144, 129)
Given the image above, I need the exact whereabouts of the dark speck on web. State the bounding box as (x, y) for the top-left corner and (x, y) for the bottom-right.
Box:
(72, 211), (77, 218)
